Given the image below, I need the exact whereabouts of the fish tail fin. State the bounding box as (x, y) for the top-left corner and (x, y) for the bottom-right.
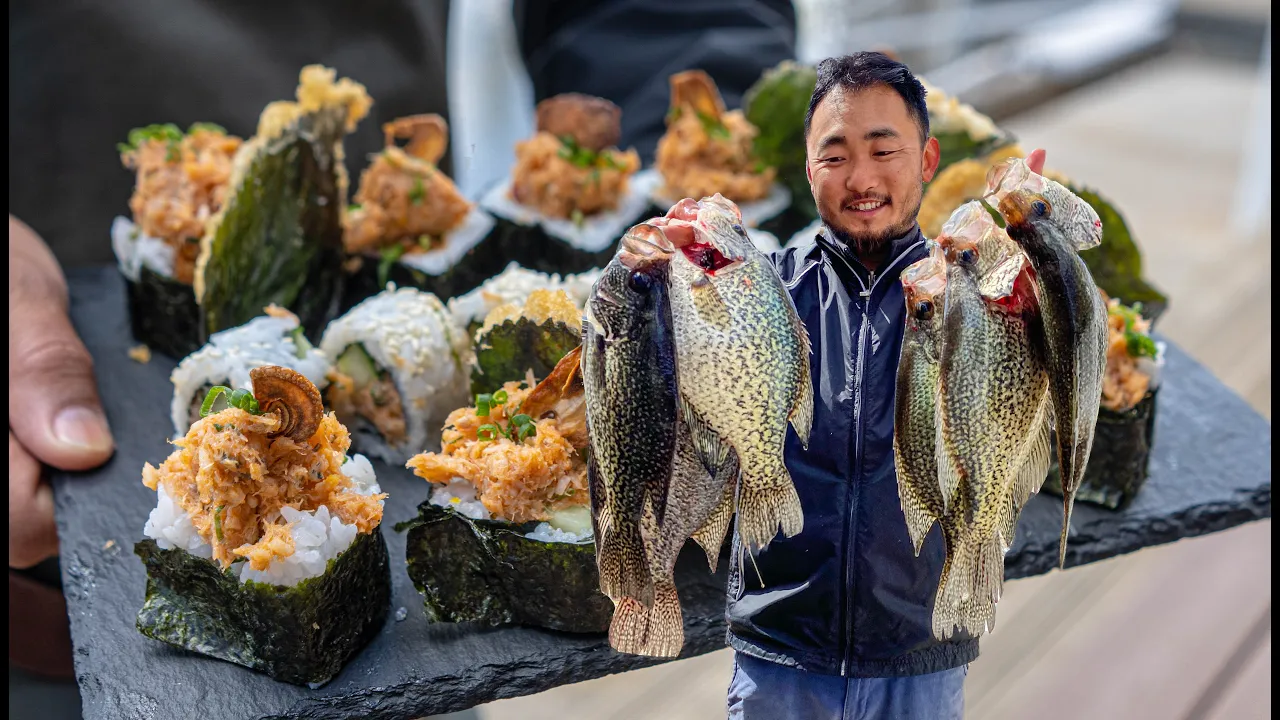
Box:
(736, 458), (803, 551)
(932, 536), (962, 641)
(641, 580), (685, 658)
(597, 523), (652, 603)
(609, 596), (651, 656)
(934, 530), (1003, 641)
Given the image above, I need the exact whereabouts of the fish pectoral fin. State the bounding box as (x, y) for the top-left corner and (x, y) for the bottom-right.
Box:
(934, 414), (965, 514)
(679, 397), (730, 477)
(978, 253), (1026, 301)
(691, 462), (739, 573)
(1010, 394), (1054, 513)
(688, 277), (735, 332)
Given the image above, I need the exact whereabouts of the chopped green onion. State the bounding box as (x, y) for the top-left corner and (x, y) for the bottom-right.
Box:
(213, 423), (224, 432)
(119, 123), (184, 156)
(492, 389), (509, 405)
(477, 424), (500, 441)
(188, 122), (227, 135)
(348, 202), (362, 212)
(409, 177), (427, 205)
(200, 386), (233, 417)
(417, 234), (436, 250)
(1126, 331), (1158, 359)
(214, 505), (226, 542)
(517, 423), (537, 441)
(587, 168), (602, 186)
(378, 244), (407, 288)
(289, 326), (312, 359)
(510, 413), (532, 427)
(475, 393), (493, 417)
(665, 107), (683, 124)
(697, 112), (731, 141)
(571, 208), (586, 229)
(229, 388), (260, 414)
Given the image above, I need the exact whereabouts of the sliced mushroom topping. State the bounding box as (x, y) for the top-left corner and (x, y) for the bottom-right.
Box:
(668, 70), (726, 121)
(250, 365), (324, 442)
(383, 114), (450, 166)
(535, 94), (623, 153)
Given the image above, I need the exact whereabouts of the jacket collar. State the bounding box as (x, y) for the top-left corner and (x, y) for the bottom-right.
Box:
(811, 224), (927, 292)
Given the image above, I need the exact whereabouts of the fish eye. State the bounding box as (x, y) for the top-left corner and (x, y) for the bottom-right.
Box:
(732, 224), (747, 236)
(914, 300), (933, 320)
(627, 270), (653, 292)
(1032, 200), (1049, 217)
(957, 248), (976, 265)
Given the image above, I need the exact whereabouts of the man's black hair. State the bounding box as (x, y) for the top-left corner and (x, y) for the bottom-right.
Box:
(804, 52), (930, 143)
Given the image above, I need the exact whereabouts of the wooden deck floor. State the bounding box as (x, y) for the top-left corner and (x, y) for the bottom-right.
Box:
(474, 48), (1271, 720)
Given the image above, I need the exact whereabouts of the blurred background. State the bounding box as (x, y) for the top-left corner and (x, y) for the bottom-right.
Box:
(448, 0), (1271, 717)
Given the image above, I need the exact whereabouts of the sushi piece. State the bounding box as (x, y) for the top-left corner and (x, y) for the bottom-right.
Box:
(341, 115), (501, 308)
(169, 305), (332, 438)
(446, 262), (601, 338)
(468, 288), (582, 397)
(196, 65), (371, 339)
(480, 94), (657, 274)
(650, 70), (791, 232)
(135, 367), (390, 687)
(113, 123), (243, 358)
(1041, 298), (1165, 509)
(319, 286), (472, 465)
(401, 347), (612, 633)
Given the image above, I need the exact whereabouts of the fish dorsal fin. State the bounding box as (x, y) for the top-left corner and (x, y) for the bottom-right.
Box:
(680, 394), (729, 478)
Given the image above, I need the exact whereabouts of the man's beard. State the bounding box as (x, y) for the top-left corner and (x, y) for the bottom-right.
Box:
(819, 184), (923, 259)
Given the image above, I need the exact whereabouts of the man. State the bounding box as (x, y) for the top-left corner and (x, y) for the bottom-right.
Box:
(8, 0), (795, 714)
(715, 52), (1047, 719)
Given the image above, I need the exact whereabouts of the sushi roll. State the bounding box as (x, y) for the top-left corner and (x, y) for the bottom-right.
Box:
(341, 115), (501, 308)
(446, 261), (601, 339)
(169, 306), (332, 438)
(480, 94), (659, 274)
(402, 345), (612, 633)
(648, 70), (792, 233)
(112, 123), (243, 359)
(135, 367), (390, 687)
(196, 65), (371, 340)
(319, 286), (472, 465)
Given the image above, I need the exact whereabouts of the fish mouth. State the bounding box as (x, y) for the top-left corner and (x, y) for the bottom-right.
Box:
(619, 223), (675, 269)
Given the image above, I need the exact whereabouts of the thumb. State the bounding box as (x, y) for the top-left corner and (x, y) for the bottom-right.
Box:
(9, 217), (115, 471)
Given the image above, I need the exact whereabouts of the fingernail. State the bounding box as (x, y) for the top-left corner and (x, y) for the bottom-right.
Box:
(53, 407), (114, 451)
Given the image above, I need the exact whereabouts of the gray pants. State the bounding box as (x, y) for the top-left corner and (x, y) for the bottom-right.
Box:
(727, 652), (966, 720)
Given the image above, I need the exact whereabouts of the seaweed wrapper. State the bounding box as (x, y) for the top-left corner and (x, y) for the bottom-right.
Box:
(469, 312), (581, 397)
(197, 107), (348, 341)
(489, 216), (621, 276)
(125, 266), (201, 359)
(1042, 389), (1159, 510)
(134, 527), (390, 687)
(400, 503), (612, 633)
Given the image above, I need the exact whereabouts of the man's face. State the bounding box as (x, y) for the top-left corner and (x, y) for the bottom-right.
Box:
(805, 85), (941, 257)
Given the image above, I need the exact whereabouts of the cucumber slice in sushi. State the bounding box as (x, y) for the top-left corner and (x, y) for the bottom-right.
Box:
(320, 287), (472, 465)
(196, 66), (371, 340)
(399, 501), (611, 633)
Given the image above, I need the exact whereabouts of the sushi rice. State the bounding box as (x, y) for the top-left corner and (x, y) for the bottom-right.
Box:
(447, 262), (602, 332)
(396, 205), (497, 277)
(320, 287), (472, 464)
(143, 454), (383, 586)
(169, 313), (332, 437)
(428, 478), (593, 545)
(111, 216), (177, 281)
(480, 170), (662, 254)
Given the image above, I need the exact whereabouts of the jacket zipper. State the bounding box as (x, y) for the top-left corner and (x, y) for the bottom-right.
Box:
(829, 241), (924, 674)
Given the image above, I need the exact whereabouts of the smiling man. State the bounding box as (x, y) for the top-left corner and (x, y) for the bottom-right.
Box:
(717, 52), (1046, 719)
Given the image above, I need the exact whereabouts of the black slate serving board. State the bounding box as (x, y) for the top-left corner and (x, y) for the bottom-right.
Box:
(53, 268), (1271, 720)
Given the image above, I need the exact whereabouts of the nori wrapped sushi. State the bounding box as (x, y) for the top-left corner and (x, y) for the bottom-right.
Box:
(480, 94), (654, 275)
(1041, 300), (1165, 509)
(446, 262), (602, 340)
(467, 289), (583, 397)
(403, 322), (610, 633)
(319, 286), (473, 465)
(135, 368), (390, 687)
(650, 71), (793, 236)
(340, 115), (502, 310)
(112, 124), (244, 359)
(196, 65), (372, 340)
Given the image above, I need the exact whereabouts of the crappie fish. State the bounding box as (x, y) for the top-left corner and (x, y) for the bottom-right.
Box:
(582, 222), (679, 650)
(985, 157), (1103, 251)
(997, 186), (1108, 569)
(894, 243), (948, 557)
(628, 426), (741, 657)
(663, 194), (814, 552)
(933, 214), (1052, 639)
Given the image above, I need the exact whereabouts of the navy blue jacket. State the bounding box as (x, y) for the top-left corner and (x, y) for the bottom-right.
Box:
(726, 224), (979, 677)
